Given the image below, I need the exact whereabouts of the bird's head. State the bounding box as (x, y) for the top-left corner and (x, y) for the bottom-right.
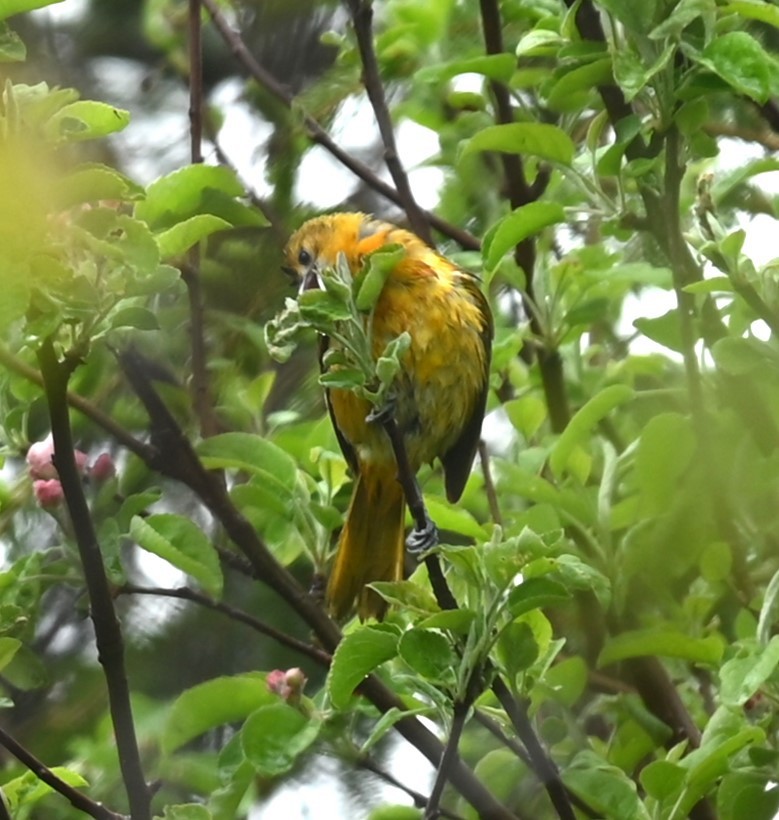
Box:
(283, 212), (399, 292)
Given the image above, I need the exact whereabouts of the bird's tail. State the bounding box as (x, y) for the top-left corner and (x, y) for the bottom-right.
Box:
(326, 465), (405, 620)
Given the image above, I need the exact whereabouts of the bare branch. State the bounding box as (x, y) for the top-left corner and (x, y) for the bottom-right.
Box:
(345, 0), (431, 243)
(120, 583), (332, 667)
(37, 339), (150, 820)
(0, 726), (124, 820)
(200, 0), (479, 250)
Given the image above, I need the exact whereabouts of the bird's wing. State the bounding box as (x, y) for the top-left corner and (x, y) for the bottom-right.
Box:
(441, 275), (493, 503)
(319, 334), (360, 476)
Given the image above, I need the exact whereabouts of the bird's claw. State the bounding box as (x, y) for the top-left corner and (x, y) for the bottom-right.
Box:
(366, 396), (397, 425)
(406, 518), (438, 555)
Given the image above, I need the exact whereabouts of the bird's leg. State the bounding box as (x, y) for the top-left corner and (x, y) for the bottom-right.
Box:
(367, 401), (439, 556)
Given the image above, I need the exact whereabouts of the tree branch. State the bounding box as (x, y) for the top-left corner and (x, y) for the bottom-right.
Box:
(119, 583), (332, 667)
(345, 0), (432, 243)
(425, 700), (470, 820)
(37, 339), (150, 820)
(201, 0), (479, 250)
(478, 0), (568, 432)
(0, 726), (124, 820)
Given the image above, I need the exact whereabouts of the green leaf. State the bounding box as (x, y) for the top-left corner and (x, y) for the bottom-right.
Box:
(327, 626), (399, 709)
(156, 214), (232, 258)
(711, 337), (777, 376)
(461, 123), (575, 165)
(0, 637), (21, 672)
(242, 702), (321, 777)
(483, 203), (566, 271)
(135, 164), (244, 230)
(757, 567), (779, 645)
(417, 54), (516, 83)
(549, 385), (634, 479)
(507, 577), (570, 618)
(720, 636), (779, 706)
(718, 772), (779, 820)
(398, 628), (457, 682)
(130, 514), (223, 599)
(53, 163), (144, 208)
(196, 433), (297, 492)
(597, 628), (724, 667)
(496, 620), (538, 680)
(162, 673), (273, 753)
(109, 306), (160, 331)
(44, 100), (130, 142)
(563, 752), (651, 820)
(640, 759), (686, 800)
(424, 496), (487, 540)
(597, 0), (658, 32)
(695, 32), (775, 102)
(0, 0), (63, 21)
(355, 243), (406, 311)
(635, 413), (695, 515)
(724, 0), (779, 28)
(3, 767), (88, 811)
(516, 29), (564, 58)
(649, 0), (715, 40)
(633, 310), (684, 352)
(298, 289), (353, 325)
(0, 22), (25, 61)
(547, 59), (613, 111)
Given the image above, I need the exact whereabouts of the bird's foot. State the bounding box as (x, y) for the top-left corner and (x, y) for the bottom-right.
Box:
(366, 395), (397, 425)
(406, 517), (438, 555)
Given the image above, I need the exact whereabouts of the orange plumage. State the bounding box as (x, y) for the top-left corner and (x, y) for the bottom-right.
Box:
(284, 213), (492, 619)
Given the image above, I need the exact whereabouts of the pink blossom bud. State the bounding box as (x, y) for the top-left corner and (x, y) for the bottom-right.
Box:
(90, 452), (116, 481)
(267, 668), (307, 704)
(33, 479), (64, 508)
(27, 435), (57, 480)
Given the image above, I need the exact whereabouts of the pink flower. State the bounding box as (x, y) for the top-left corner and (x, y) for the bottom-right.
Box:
(27, 434), (91, 478)
(26, 435), (57, 480)
(90, 452), (115, 481)
(33, 479), (64, 508)
(267, 668), (307, 704)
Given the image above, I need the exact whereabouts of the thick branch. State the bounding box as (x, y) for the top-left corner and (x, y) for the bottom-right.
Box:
(37, 340), (150, 820)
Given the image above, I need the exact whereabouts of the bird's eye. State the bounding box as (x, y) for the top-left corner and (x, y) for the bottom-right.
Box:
(298, 249), (312, 267)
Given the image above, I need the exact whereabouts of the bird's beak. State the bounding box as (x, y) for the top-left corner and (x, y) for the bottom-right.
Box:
(299, 266), (321, 294)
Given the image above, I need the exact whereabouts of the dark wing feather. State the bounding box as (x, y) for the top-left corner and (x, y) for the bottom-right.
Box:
(319, 334), (360, 476)
(441, 277), (493, 502)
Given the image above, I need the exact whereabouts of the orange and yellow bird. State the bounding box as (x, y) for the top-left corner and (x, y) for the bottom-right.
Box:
(284, 213), (492, 619)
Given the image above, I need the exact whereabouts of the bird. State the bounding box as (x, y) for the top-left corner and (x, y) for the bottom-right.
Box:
(284, 212), (493, 619)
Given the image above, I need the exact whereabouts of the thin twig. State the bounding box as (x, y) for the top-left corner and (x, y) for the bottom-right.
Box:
(185, 0), (220, 438)
(426, 701), (470, 820)
(491, 678), (575, 820)
(346, 0), (431, 243)
(119, 583), (332, 667)
(201, 0), (479, 250)
(478, 439), (503, 527)
(358, 757), (465, 820)
(0, 726), (124, 820)
(38, 340), (150, 820)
